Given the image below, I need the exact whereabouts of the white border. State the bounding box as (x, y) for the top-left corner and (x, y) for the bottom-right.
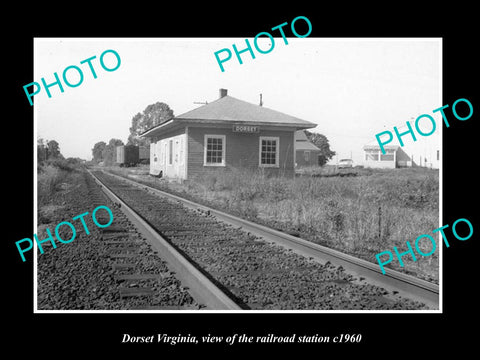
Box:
(33, 37), (443, 314)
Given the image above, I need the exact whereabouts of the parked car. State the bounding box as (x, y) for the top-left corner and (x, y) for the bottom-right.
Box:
(338, 159), (353, 169)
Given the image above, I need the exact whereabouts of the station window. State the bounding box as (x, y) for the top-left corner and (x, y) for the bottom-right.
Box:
(365, 150), (378, 161)
(259, 136), (279, 167)
(163, 142), (167, 165)
(169, 140), (173, 165)
(179, 138), (184, 165)
(380, 149), (395, 161)
(204, 135), (225, 166)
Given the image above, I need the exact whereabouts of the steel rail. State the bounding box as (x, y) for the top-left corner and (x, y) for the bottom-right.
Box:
(86, 169), (242, 310)
(99, 169), (440, 310)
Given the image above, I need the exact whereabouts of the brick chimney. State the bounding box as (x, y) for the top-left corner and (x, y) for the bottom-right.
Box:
(219, 88), (228, 98)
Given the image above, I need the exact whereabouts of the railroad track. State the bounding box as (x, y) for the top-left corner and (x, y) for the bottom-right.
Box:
(87, 168), (439, 310)
(37, 169), (201, 310)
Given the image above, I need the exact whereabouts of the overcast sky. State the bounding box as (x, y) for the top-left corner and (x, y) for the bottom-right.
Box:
(34, 38), (441, 163)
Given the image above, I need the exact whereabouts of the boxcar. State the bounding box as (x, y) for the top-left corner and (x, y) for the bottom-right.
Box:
(116, 145), (139, 167)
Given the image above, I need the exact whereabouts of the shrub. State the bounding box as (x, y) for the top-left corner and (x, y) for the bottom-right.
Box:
(37, 165), (67, 205)
(37, 159), (79, 205)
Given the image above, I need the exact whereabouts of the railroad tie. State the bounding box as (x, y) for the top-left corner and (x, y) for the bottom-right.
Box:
(118, 287), (154, 299)
(108, 253), (137, 259)
(114, 273), (169, 282)
(112, 262), (136, 271)
(100, 226), (127, 233)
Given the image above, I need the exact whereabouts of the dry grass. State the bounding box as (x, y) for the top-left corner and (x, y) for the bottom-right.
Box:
(105, 165), (440, 283)
(37, 159), (78, 206)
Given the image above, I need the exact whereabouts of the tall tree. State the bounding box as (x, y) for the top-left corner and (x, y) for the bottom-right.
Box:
(47, 140), (62, 159)
(92, 141), (107, 163)
(127, 112), (144, 146)
(127, 102), (174, 146)
(304, 130), (336, 166)
(37, 138), (48, 162)
(102, 139), (124, 165)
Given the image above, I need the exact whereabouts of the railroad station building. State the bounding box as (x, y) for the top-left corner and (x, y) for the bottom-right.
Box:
(141, 89), (316, 180)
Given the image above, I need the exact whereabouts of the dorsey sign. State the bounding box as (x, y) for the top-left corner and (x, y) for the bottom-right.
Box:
(232, 125), (260, 133)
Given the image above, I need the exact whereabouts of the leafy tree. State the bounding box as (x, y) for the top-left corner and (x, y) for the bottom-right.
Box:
(92, 141), (107, 163)
(127, 102), (174, 146)
(38, 138), (64, 163)
(102, 139), (124, 165)
(304, 130), (336, 166)
(47, 140), (62, 159)
(66, 157), (83, 165)
(37, 138), (48, 162)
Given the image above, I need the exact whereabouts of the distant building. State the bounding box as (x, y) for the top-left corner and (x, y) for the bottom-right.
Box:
(295, 130), (321, 167)
(363, 130), (440, 169)
(363, 143), (411, 169)
(141, 89), (316, 180)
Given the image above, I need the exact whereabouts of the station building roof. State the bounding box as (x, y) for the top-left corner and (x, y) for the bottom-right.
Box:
(295, 130), (321, 151)
(141, 92), (316, 138)
(363, 139), (400, 151)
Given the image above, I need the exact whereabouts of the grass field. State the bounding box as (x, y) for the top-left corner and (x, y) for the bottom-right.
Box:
(106, 165), (440, 283)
